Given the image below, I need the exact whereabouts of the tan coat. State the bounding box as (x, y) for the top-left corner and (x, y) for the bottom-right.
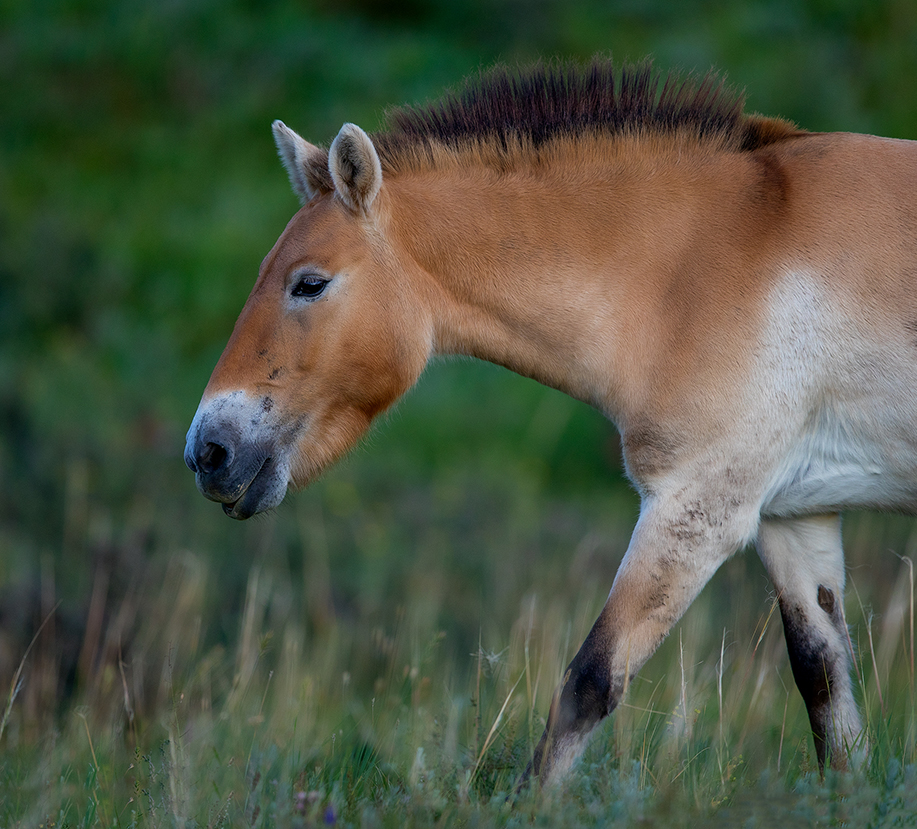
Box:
(186, 62), (917, 784)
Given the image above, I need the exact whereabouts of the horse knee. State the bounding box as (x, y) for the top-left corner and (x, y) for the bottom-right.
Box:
(557, 647), (618, 730)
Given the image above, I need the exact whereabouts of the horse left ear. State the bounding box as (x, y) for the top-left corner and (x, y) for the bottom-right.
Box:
(329, 123), (383, 213)
(273, 120), (333, 204)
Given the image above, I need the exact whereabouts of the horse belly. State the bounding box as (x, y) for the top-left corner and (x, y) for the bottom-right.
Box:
(753, 265), (917, 517)
(761, 402), (917, 517)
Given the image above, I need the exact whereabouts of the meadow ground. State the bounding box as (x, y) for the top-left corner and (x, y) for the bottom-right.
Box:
(2, 366), (917, 827)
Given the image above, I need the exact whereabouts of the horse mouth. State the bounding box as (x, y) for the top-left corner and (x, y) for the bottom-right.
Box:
(213, 455), (288, 520)
(222, 498), (250, 519)
(221, 491), (248, 519)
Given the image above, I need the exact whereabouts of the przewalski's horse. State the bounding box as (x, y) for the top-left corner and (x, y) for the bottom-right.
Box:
(185, 60), (917, 785)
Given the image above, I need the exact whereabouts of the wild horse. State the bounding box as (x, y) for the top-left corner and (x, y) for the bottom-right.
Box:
(186, 60), (917, 784)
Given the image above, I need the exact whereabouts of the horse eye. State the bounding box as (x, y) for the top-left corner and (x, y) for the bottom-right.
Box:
(291, 277), (328, 300)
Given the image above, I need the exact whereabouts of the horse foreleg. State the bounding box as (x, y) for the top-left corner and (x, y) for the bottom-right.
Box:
(757, 514), (863, 771)
(521, 494), (753, 788)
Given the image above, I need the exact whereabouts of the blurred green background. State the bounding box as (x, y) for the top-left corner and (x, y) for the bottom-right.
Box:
(2, 0), (917, 740)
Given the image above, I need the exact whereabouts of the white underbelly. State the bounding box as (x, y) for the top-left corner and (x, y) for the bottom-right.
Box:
(754, 270), (917, 518)
(761, 412), (917, 517)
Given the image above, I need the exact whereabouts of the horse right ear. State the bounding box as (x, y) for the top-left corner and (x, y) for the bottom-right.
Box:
(272, 120), (333, 204)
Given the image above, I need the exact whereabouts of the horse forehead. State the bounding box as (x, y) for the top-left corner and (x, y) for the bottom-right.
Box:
(263, 202), (366, 276)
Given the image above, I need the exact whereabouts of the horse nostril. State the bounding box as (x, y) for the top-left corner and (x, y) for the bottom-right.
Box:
(199, 441), (229, 475)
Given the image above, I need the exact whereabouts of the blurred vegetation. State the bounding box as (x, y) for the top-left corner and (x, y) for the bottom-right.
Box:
(3, 0), (916, 591)
(2, 0), (917, 824)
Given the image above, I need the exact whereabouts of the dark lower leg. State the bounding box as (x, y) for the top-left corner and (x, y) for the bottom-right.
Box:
(525, 619), (621, 783)
(779, 585), (849, 771)
(519, 494), (748, 788)
(758, 516), (861, 773)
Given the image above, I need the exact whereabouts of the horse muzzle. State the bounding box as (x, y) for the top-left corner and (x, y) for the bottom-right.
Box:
(184, 391), (291, 519)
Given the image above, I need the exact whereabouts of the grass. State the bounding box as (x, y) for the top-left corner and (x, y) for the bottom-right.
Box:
(2, 437), (917, 826)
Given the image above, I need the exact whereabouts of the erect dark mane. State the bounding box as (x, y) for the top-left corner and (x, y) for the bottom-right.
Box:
(374, 59), (801, 171)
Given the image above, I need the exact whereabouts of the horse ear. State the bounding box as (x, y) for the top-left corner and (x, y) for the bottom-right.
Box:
(272, 120), (333, 204)
(329, 123), (382, 213)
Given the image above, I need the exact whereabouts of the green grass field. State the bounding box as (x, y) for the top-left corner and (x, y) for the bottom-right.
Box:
(3, 368), (917, 826)
(2, 499), (917, 827)
(3, 1), (917, 825)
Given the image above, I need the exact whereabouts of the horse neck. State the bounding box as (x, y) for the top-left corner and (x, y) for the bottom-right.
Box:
(385, 145), (747, 416)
